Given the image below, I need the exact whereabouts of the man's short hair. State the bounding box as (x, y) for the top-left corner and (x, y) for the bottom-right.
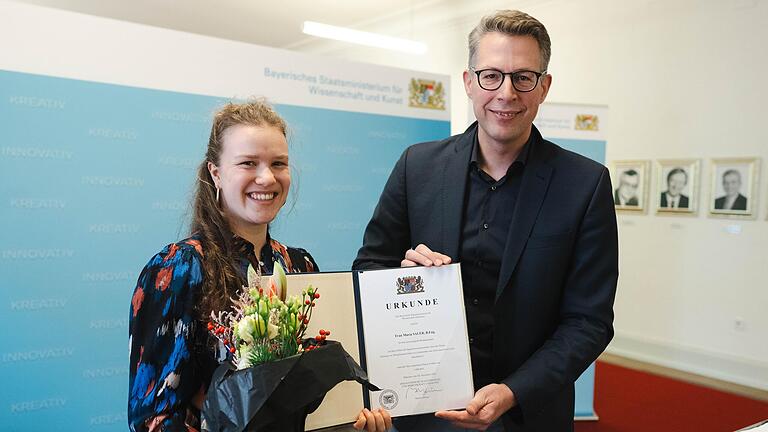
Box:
(722, 169), (741, 182)
(667, 167), (688, 184)
(468, 10), (552, 71)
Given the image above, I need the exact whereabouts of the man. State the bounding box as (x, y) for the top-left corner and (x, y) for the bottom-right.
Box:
(353, 10), (618, 432)
(614, 169), (640, 206)
(659, 168), (689, 208)
(714, 169), (747, 210)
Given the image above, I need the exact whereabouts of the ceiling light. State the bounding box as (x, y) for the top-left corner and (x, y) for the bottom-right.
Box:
(302, 21), (427, 55)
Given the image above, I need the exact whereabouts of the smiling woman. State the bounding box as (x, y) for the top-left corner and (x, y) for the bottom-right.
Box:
(207, 123), (291, 248)
(126, 100), (320, 431)
(191, 101), (308, 318)
(126, 100), (392, 432)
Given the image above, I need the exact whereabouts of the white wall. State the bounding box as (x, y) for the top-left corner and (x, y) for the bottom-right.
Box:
(296, 0), (768, 389)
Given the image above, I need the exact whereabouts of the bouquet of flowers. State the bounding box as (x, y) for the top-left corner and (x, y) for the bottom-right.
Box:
(201, 262), (378, 432)
(206, 261), (328, 369)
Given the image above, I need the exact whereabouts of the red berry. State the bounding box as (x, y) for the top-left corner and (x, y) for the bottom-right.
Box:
(319, 329), (326, 335)
(229, 346), (236, 353)
(224, 339), (229, 345)
(314, 293), (320, 299)
(305, 300), (311, 305)
(207, 322), (214, 331)
(303, 318), (309, 324)
(311, 302), (316, 307)
(325, 330), (331, 336)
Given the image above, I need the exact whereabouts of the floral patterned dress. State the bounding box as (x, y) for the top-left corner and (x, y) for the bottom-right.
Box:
(128, 234), (318, 432)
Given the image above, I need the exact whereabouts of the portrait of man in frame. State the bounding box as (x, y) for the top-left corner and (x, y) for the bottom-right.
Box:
(709, 158), (760, 218)
(610, 160), (649, 212)
(656, 159), (700, 214)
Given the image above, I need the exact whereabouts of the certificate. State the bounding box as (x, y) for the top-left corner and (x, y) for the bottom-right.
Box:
(355, 264), (474, 417)
(278, 264), (474, 429)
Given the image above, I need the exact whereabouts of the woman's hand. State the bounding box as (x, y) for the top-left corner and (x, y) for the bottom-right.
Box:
(353, 408), (392, 431)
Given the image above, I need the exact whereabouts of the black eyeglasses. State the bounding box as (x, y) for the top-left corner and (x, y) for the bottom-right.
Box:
(470, 68), (546, 92)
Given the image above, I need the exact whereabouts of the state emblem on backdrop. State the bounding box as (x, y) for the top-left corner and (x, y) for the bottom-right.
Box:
(396, 276), (425, 295)
(408, 79), (445, 110)
(574, 114), (599, 131)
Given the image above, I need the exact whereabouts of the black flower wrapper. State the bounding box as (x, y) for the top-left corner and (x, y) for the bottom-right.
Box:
(201, 340), (380, 432)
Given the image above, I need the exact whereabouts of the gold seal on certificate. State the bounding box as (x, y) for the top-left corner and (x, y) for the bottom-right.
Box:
(356, 263), (474, 417)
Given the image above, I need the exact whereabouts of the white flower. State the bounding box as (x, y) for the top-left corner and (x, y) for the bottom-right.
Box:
(238, 315), (257, 344)
(270, 261), (287, 300)
(237, 345), (253, 370)
(267, 322), (279, 340)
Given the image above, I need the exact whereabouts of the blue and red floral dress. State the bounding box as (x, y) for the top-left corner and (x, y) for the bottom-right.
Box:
(128, 235), (317, 432)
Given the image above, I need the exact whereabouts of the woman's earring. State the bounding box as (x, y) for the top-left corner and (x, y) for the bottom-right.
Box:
(216, 187), (220, 205)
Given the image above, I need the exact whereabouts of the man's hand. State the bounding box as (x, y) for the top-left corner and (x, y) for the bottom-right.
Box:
(352, 408), (393, 431)
(434, 383), (516, 430)
(401, 244), (452, 267)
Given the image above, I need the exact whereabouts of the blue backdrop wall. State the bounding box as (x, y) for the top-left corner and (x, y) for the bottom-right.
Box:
(0, 69), (449, 430)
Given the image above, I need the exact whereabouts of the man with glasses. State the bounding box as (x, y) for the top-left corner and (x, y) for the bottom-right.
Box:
(354, 10), (618, 431)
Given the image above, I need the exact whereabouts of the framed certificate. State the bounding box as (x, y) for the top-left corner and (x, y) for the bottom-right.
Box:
(280, 264), (474, 429)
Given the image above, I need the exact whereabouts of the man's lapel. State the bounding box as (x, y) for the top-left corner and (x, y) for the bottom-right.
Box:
(441, 123), (476, 259)
(495, 130), (553, 301)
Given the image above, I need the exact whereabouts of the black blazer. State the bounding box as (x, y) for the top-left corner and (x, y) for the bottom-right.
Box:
(714, 194), (747, 210)
(660, 192), (689, 208)
(354, 123), (618, 431)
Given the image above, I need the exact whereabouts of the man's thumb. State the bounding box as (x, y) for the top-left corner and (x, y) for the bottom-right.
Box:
(465, 395), (484, 416)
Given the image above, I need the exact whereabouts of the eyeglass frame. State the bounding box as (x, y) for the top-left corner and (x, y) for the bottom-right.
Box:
(469, 67), (548, 92)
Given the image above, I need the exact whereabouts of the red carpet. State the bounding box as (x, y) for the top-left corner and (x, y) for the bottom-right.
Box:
(574, 361), (768, 432)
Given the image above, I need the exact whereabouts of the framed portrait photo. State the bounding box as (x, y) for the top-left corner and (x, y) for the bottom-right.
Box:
(709, 158), (760, 218)
(655, 159), (700, 214)
(610, 160), (650, 212)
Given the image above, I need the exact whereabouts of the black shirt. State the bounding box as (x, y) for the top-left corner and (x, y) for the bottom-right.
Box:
(459, 131), (531, 389)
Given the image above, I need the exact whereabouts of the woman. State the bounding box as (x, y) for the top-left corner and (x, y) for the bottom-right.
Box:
(128, 100), (390, 432)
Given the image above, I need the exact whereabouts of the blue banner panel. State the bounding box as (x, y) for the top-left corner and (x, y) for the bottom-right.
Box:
(548, 137), (606, 166)
(0, 69), (448, 431)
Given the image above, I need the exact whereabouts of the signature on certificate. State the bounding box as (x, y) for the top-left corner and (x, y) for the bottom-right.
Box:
(405, 384), (440, 399)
